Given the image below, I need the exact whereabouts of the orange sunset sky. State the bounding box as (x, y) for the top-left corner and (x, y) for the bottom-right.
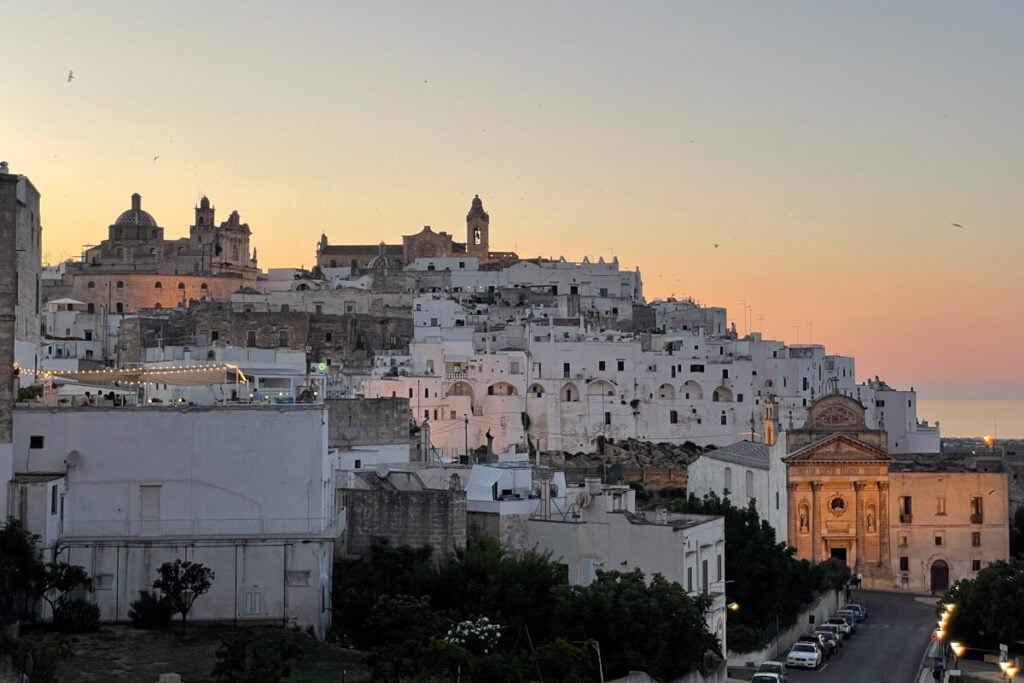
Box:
(2, 1), (1022, 399)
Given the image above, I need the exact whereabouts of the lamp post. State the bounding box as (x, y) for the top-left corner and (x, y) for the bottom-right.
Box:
(574, 640), (604, 683)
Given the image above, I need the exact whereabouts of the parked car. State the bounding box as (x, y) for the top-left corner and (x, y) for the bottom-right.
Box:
(797, 633), (831, 658)
(817, 622), (845, 643)
(755, 660), (788, 681)
(786, 642), (822, 669)
(843, 602), (868, 621)
(814, 629), (842, 655)
(836, 609), (860, 630)
(827, 616), (855, 636)
(752, 675), (783, 683)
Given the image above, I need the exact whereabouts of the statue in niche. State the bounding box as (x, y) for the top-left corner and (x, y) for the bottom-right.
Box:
(867, 508), (877, 532)
(799, 505), (810, 533)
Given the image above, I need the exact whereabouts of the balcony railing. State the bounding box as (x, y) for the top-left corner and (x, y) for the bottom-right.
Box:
(61, 516), (342, 539)
(899, 513), (912, 524)
(970, 513), (984, 524)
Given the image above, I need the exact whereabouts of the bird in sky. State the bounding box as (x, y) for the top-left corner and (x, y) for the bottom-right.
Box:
(67, 70), (74, 83)
(950, 222), (963, 228)
(713, 243), (720, 249)
(152, 156), (160, 163)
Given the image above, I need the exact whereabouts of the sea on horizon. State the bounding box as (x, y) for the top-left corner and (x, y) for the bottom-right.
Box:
(917, 400), (1024, 440)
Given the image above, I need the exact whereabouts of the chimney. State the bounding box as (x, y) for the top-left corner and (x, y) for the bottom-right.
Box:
(0, 161), (9, 175)
(131, 193), (142, 211)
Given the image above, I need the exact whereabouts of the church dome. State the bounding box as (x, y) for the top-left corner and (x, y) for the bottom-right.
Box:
(114, 193), (158, 227)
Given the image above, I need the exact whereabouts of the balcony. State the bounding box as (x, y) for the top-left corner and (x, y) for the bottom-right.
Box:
(899, 513), (912, 524)
(970, 513), (984, 524)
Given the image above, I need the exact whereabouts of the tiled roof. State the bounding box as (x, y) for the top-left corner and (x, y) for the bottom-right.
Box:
(701, 440), (770, 469)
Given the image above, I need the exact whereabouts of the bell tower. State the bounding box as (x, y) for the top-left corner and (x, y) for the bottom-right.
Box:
(466, 194), (489, 262)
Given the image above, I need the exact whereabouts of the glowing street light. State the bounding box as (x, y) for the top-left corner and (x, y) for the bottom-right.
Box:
(728, 602), (740, 612)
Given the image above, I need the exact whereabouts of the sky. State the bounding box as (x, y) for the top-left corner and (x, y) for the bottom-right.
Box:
(2, 1), (1023, 400)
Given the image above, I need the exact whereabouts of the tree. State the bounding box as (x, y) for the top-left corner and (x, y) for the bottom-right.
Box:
(0, 518), (45, 625)
(944, 559), (1024, 648)
(38, 562), (93, 614)
(153, 559), (214, 630)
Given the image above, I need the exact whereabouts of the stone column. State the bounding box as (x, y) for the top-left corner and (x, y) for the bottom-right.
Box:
(787, 482), (799, 548)
(853, 481), (866, 569)
(877, 480), (891, 569)
(810, 481), (824, 563)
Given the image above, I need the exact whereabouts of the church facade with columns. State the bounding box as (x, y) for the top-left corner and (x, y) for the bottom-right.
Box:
(766, 392), (1010, 593)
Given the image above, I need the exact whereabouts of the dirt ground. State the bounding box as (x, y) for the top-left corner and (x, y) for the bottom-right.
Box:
(21, 624), (370, 682)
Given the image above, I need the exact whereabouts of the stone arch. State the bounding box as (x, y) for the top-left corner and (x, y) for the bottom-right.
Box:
(658, 383), (676, 400)
(682, 380), (703, 400)
(154, 281), (162, 289)
(930, 559), (949, 593)
(561, 382), (580, 402)
(713, 386), (733, 402)
(200, 282), (208, 290)
(449, 381), (473, 397)
(587, 379), (615, 397)
(177, 282), (185, 289)
(488, 382), (518, 396)
(528, 383), (544, 398)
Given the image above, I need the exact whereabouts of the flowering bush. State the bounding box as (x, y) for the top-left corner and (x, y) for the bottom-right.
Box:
(442, 616), (502, 654)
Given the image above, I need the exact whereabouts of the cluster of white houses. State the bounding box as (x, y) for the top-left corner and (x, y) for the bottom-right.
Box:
(0, 164), (1012, 670)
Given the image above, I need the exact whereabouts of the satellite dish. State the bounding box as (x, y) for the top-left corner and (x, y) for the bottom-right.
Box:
(342, 427), (360, 441)
(375, 464), (390, 479)
(65, 450), (81, 468)
(608, 463), (624, 483)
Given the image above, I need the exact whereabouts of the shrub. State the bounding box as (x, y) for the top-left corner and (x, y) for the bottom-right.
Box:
(128, 591), (175, 629)
(52, 597), (100, 633)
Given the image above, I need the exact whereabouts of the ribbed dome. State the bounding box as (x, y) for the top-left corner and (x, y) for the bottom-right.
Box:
(114, 193), (158, 228)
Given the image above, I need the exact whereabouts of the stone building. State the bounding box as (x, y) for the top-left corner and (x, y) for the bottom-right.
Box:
(316, 195), (516, 271)
(115, 303), (413, 373)
(44, 193), (258, 313)
(0, 162), (42, 375)
(773, 393), (1009, 593)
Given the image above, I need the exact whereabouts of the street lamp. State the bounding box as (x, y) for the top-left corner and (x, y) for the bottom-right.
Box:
(574, 640), (604, 683)
(728, 602), (740, 612)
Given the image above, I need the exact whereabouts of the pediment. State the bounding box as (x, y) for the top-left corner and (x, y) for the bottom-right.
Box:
(799, 394), (868, 431)
(783, 433), (892, 464)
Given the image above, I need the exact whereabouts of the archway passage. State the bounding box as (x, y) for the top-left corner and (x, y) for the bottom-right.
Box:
(930, 560), (949, 593)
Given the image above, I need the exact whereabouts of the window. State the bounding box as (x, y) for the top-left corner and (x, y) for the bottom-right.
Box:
(510, 361), (521, 374)
(87, 281), (95, 289)
(84, 330), (93, 341)
(670, 410), (678, 424)
(604, 412), (611, 425)
(898, 534), (908, 547)
(899, 496), (912, 521)
(116, 280), (124, 288)
(716, 554), (723, 581)
(246, 331), (256, 347)
(200, 282), (208, 290)
(177, 282), (185, 290)
(934, 534), (944, 546)
(776, 491), (780, 510)
(154, 281), (162, 288)
(722, 369), (729, 379)
(687, 567), (693, 591)
(936, 497), (946, 515)
(116, 303), (124, 314)
(50, 485), (58, 515)
(971, 532), (981, 547)
(972, 560), (982, 571)
(87, 303), (95, 314)
(876, 399), (885, 407)
(279, 331), (289, 347)
(737, 393), (744, 402)
(720, 414), (727, 425)
(211, 330), (219, 342)
(598, 361), (606, 371)
(408, 388), (413, 399)
(724, 467), (732, 493)
(900, 556), (909, 572)
(30, 435), (44, 449)
(970, 496), (983, 523)
(701, 559), (709, 593)
(563, 362), (571, 378)
(325, 331), (333, 343)
(745, 470), (753, 498)
(690, 364), (704, 372)
(617, 360), (625, 371)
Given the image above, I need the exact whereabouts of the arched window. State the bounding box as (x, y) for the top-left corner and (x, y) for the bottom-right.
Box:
(745, 470), (754, 498)
(177, 282), (185, 290)
(154, 281), (162, 289)
(87, 281), (95, 289)
(154, 303), (162, 309)
(232, 245), (240, 261)
(724, 467), (733, 494)
(200, 282), (208, 290)
(116, 280), (124, 289)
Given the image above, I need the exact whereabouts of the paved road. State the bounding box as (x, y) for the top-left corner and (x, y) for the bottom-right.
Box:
(784, 590), (936, 683)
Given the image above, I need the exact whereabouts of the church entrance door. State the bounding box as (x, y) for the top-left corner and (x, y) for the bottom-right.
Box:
(930, 560), (950, 593)
(830, 547), (848, 564)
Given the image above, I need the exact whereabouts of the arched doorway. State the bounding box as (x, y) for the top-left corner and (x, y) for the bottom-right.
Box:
(930, 560), (949, 593)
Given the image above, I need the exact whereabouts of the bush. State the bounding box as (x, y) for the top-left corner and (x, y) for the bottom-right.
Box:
(52, 597), (100, 633)
(128, 591), (175, 629)
(726, 623), (764, 653)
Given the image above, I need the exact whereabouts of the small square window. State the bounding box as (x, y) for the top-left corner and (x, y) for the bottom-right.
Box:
(934, 535), (943, 546)
(971, 532), (981, 547)
(30, 435), (44, 449)
(354, 459), (362, 469)
(972, 559), (982, 571)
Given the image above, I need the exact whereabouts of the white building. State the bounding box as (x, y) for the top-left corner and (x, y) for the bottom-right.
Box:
(9, 404), (338, 637)
(686, 440), (771, 518)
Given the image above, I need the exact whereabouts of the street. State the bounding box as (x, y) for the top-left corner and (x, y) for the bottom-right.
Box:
(784, 590), (936, 683)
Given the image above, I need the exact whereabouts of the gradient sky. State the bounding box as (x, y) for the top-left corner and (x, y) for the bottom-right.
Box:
(2, 1), (1023, 400)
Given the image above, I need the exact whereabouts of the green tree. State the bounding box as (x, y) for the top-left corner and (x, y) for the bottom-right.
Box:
(38, 562), (93, 614)
(945, 559), (1024, 648)
(557, 569), (719, 681)
(210, 629), (302, 682)
(0, 518), (45, 625)
(153, 559), (214, 630)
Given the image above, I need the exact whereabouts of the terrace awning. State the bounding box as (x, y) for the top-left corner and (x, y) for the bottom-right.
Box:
(48, 363), (248, 386)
